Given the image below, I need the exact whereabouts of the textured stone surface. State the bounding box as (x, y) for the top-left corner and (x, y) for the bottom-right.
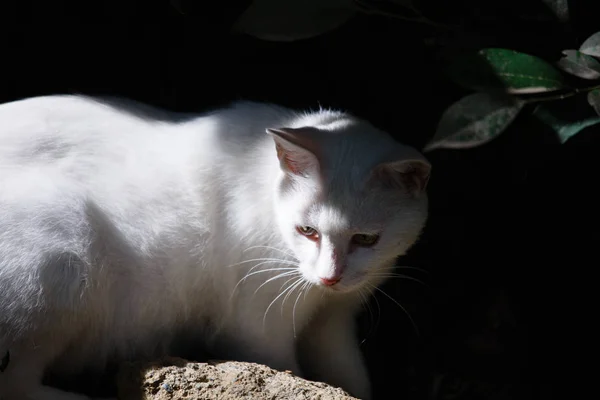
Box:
(117, 357), (359, 400)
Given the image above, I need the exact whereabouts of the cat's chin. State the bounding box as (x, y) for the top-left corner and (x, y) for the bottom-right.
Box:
(316, 278), (368, 295)
(318, 285), (360, 295)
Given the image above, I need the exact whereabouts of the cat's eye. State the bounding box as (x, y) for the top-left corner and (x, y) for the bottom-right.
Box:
(297, 226), (319, 241)
(352, 233), (380, 247)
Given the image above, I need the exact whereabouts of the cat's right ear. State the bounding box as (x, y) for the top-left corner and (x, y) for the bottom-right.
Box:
(266, 127), (320, 177)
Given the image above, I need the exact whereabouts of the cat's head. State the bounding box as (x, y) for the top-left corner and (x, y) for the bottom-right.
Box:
(268, 111), (431, 294)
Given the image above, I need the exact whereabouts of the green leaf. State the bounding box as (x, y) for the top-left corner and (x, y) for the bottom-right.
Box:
(533, 105), (600, 143)
(424, 92), (525, 151)
(588, 89), (600, 116)
(580, 31), (600, 58)
(556, 50), (600, 80)
(446, 48), (566, 94)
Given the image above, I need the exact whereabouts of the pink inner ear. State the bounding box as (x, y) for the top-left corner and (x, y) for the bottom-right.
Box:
(268, 127), (320, 177)
(275, 142), (304, 175)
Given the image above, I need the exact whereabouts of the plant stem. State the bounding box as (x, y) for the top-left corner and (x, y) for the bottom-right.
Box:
(352, 0), (458, 30)
(521, 83), (600, 103)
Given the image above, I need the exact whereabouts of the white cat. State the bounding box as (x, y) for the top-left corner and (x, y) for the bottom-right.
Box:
(0, 95), (431, 400)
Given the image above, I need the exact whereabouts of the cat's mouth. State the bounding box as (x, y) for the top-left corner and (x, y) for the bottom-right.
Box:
(316, 273), (367, 294)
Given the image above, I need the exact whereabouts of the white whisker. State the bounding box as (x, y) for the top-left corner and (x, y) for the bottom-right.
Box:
(243, 260), (298, 284)
(263, 278), (302, 329)
(368, 273), (429, 288)
(253, 270), (299, 295)
(224, 257), (298, 269)
(243, 245), (297, 258)
(303, 282), (313, 301)
(372, 289), (382, 334)
(241, 266), (296, 281)
(231, 265), (297, 299)
(278, 276), (299, 292)
(368, 284), (419, 337)
(292, 281), (310, 338)
(357, 288), (374, 345)
(281, 278), (305, 313)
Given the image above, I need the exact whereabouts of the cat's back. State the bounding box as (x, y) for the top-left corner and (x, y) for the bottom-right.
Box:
(0, 96), (286, 168)
(0, 94), (139, 135)
(0, 95), (212, 254)
(0, 95), (204, 190)
(0, 94), (177, 156)
(1, 96), (131, 170)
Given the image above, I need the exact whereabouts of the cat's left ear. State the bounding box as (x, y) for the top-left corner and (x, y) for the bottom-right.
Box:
(372, 154), (431, 196)
(266, 127), (321, 177)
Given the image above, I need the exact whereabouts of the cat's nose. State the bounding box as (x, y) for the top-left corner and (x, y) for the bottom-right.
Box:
(319, 276), (341, 286)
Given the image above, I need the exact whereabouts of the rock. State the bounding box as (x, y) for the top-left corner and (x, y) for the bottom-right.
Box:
(117, 357), (359, 400)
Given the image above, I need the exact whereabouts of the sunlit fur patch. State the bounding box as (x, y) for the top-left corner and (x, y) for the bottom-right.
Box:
(308, 204), (350, 235)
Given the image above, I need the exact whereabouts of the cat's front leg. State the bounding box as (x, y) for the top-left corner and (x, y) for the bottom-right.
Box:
(297, 299), (371, 400)
(212, 325), (302, 377)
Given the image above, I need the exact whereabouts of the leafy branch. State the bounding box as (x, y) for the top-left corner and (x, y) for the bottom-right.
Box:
(424, 31), (600, 152)
(352, 0), (458, 30)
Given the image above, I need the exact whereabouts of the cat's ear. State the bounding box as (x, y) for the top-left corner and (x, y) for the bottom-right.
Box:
(372, 157), (431, 196)
(266, 127), (320, 177)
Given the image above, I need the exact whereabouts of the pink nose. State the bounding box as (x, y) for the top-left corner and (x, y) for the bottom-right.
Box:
(320, 277), (341, 286)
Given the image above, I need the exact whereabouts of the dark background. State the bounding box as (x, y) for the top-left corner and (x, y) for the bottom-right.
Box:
(2, 1), (597, 399)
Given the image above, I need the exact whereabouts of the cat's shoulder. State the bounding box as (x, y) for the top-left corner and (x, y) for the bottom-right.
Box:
(218, 100), (354, 131)
(223, 100), (345, 117)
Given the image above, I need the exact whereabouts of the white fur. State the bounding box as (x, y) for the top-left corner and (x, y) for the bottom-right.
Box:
(0, 95), (430, 400)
